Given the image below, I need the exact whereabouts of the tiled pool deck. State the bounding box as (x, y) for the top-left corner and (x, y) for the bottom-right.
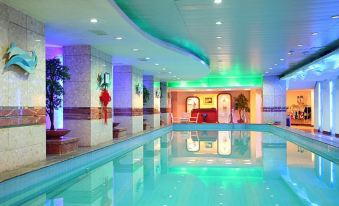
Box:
(0, 123), (338, 184)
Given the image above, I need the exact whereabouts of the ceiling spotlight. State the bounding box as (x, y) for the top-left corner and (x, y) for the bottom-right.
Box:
(90, 18), (98, 23)
(173, 75), (177, 78)
(216, 21), (223, 25)
(268, 68), (273, 70)
(297, 44), (303, 47)
(168, 71), (172, 74)
(154, 63), (159, 66)
(132, 48), (139, 52)
(145, 57), (151, 60)
(214, 0), (222, 4)
(274, 63), (278, 66)
(35, 39), (41, 42)
(162, 67), (166, 71)
(177, 77), (180, 80)
(311, 32), (318, 36)
(331, 15), (339, 19)
(216, 36), (223, 39)
(265, 71), (269, 74)
(280, 58), (284, 61)
(115, 37), (123, 40)
(217, 47), (222, 50)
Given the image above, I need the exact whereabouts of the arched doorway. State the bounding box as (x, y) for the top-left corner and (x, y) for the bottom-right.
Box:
(217, 93), (231, 123)
(186, 96), (200, 114)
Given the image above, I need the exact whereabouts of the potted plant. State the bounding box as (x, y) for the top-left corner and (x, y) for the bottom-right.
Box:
(46, 58), (71, 139)
(143, 85), (150, 104)
(234, 94), (250, 123)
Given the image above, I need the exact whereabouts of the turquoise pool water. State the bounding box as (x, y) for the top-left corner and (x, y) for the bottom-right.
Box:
(1, 129), (339, 206)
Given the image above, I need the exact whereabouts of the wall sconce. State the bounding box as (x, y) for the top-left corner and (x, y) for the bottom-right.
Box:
(136, 83), (143, 95)
(155, 89), (161, 98)
(97, 72), (111, 89)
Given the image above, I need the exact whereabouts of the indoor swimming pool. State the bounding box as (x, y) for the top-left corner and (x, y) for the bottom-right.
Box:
(0, 125), (339, 206)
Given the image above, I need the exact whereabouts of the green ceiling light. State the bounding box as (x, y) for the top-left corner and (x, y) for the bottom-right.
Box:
(168, 75), (263, 89)
(115, 0), (210, 66)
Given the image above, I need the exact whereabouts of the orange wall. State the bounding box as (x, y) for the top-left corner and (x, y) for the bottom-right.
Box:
(171, 90), (254, 122)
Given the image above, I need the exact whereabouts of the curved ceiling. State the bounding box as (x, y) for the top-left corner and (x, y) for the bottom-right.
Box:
(0, 0), (209, 81)
(115, 0), (339, 78)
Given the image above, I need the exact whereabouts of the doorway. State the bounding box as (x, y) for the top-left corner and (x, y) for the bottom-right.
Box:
(217, 93), (231, 123)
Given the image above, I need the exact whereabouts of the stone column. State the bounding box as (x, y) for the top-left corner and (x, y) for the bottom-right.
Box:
(262, 76), (287, 124)
(160, 82), (170, 125)
(143, 75), (160, 128)
(0, 3), (46, 172)
(113, 66), (143, 134)
(63, 45), (113, 146)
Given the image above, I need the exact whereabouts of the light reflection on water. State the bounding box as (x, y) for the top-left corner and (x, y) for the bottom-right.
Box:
(8, 131), (339, 206)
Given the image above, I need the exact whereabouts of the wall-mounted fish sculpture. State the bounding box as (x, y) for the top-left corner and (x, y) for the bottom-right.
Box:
(4, 43), (38, 74)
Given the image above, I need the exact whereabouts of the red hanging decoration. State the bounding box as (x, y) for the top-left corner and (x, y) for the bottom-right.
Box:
(99, 89), (111, 124)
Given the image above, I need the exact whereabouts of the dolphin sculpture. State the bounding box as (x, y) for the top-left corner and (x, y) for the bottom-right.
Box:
(5, 43), (38, 74)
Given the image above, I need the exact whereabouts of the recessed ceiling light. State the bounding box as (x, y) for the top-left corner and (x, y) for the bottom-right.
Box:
(35, 39), (41, 42)
(311, 32), (318, 36)
(216, 21), (222, 25)
(177, 77), (180, 80)
(162, 67), (166, 71)
(280, 58), (284, 61)
(115, 37), (123, 40)
(214, 0), (222, 4)
(331, 15), (339, 19)
(265, 71), (269, 74)
(90, 18), (98, 23)
(216, 36), (222, 39)
(154, 63), (159, 66)
(168, 71), (172, 74)
(173, 75), (177, 78)
(132, 48), (139, 52)
(268, 68), (273, 70)
(297, 44), (303, 47)
(288, 52), (292, 55)
(217, 47), (222, 50)
(274, 63), (278, 66)
(145, 57), (151, 60)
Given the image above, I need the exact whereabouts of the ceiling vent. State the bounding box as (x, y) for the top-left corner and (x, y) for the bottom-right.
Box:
(88, 30), (108, 36)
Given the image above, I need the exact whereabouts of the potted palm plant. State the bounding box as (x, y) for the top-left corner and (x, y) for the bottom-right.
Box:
(234, 94), (250, 123)
(46, 58), (71, 139)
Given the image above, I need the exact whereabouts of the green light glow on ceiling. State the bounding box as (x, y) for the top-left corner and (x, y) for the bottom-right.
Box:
(168, 75), (263, 89)
(115, 0), (210, 65)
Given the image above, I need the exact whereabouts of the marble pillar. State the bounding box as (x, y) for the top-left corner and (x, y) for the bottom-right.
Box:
(262, 76), (287, 124)
(160, 82), (171, 125)
(63, 45), (113, 146)
(0, 3), (46, 172)
(113, 66), (143, 135)
(143, 75), (160, 128)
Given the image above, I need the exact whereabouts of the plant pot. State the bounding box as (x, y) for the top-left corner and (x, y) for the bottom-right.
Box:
(46, 129), (71, 139)
(237, 119), (244, 123)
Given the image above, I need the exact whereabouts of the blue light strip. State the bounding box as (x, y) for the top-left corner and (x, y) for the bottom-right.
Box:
(318, 82), (322, 130)
(319, 156), (322, 177)
(329, 81), (333, 134)
(330, 162), (334, 183)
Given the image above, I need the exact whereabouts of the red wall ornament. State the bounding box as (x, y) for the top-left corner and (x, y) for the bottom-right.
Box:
(97, 72), (111, 124)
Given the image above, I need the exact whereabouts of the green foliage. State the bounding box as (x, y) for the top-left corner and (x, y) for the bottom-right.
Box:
(143, 86), (150, 104)
(234, 93), (250, 112)
(46, 58), (70, 130)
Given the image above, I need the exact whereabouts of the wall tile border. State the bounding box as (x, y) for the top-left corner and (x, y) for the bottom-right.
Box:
(0, 107), (45, 128)
(64, 107), (112, 120)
